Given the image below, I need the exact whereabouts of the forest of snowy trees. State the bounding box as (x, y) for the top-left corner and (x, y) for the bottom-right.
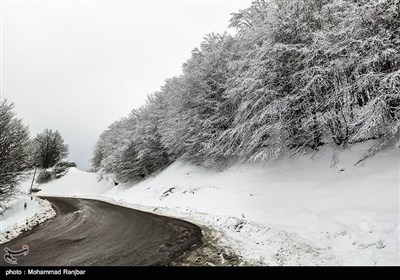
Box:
(0, 99), (70, 199)
(0, 100), (30, 197)
(92, 0), (400, 183)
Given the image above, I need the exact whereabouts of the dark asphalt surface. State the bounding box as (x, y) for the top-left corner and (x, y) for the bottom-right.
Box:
(0, 197), (202, 266)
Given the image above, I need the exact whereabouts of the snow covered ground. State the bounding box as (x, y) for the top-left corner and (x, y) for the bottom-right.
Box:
(34, 141), (399, 266)
(0, 182), (56, 244)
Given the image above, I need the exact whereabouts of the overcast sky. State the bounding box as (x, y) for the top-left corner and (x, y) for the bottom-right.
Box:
(1, 0), (252, 170)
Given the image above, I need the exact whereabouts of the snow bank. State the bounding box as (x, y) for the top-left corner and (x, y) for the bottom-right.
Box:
(38, 142), (399, 265)
(0, 196), (56, 244)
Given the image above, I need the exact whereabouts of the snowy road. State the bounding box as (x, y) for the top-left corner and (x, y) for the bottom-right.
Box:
(0, 197), (202, 266)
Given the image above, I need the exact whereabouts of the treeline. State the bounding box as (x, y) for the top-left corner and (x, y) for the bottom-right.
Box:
(92, 0), (400, 183)
(0, 100), (30, 197)
(0, 99), (69, 199)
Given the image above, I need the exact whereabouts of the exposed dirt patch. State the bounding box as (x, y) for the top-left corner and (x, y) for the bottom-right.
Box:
(171, 225), (246, 266)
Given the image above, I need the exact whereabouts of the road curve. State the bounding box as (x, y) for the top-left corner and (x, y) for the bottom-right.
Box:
(0, 197), (202, 266)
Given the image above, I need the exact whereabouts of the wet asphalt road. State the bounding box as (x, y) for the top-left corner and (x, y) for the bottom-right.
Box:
(0, 197), (202, 266)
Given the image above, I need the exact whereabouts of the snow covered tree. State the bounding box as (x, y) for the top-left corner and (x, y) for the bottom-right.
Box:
(158, 77), (188, 160)
(92, 0), (399, 178)
(170, 33), (236, 166)
(128, 94), (170, 179)
(32, 129), (69, 168)
(0, 100), (30, 199)
(223, 0), (399, 161)
(91, 137), (106, 172)
(325, 0), (400, 159)
(91, 116), (136, 174)
(220, 0), (281, 161)
(91, 98), (170, 183)
(114, 141), (142, 183)
(221, 0), (323, 161)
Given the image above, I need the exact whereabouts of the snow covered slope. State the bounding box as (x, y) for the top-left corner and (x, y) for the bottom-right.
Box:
(38, 142), (399, 265)
(0, 195), (55, 244)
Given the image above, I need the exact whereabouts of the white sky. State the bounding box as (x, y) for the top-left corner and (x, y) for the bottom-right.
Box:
(0, 0), (252, 170)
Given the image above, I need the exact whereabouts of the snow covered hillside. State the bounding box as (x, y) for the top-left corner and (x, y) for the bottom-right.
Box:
(38, 142), (399, 265)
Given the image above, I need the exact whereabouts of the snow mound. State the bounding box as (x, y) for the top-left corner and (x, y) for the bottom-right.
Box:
(0, 197), (56, 244)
